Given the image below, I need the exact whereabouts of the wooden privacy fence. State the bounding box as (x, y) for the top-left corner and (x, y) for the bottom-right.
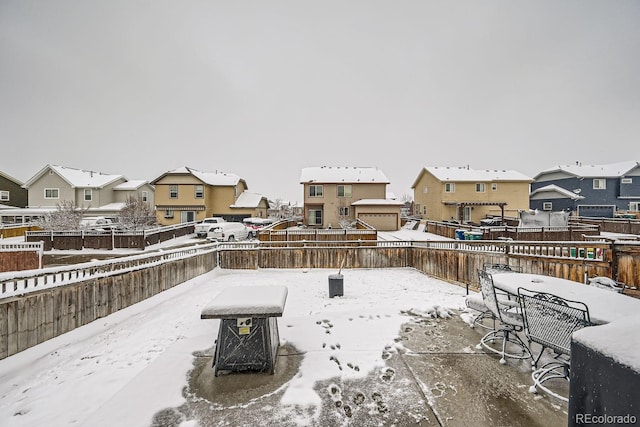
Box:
(576, 216), (640, 235)
(24, 223), (195, 251)
(425, 220), (600, 241)
(0, 224), (41, 239)
(216, 240), (616, 289)
(0, 242), (43, 273)
(2, 239), (639, 360)
(0, 245), (217, 359)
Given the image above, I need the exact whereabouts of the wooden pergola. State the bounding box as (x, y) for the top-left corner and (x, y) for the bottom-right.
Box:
(443, 201), (508, 224)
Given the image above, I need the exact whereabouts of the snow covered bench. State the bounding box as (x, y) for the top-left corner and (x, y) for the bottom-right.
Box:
(201, 285), (288, 376)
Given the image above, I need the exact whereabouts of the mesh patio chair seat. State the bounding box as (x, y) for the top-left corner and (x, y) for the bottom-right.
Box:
(465, 292), (496, 330)
(517, 288), (593, 402)
(476, 269), (532, 364)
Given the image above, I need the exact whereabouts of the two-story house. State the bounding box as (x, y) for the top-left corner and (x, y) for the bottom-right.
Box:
(0, 170), (28, 208)
(411, 166), (533, 224)
(152, 166), (266, 224)
(20, 165), (155, 220)
(300, 166), (402, 230)
(530, 161), (640, 217)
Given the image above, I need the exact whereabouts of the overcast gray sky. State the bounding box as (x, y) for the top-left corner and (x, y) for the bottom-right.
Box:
(1, 1), (639, 203)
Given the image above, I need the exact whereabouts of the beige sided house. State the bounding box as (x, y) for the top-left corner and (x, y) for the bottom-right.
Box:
(153, 167), (263, 225)
(411, 166), (532, 224)
(21, 164), (154, 219)
(300, 166), (401, 231)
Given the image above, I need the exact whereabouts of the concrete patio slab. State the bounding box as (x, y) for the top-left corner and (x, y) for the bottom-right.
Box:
(147, 311), (568, 426)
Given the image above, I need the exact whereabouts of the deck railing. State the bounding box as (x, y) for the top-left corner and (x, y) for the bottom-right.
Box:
(0, 243), (217, 298)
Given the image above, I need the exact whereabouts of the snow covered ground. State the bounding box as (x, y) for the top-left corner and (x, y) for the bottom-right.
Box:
(0, 267), (468, 426)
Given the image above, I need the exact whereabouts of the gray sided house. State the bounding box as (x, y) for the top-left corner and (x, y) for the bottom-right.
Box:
(0, 171), (28, 208)
(22, 164), (154, 219)
(531, 161), (640, 217)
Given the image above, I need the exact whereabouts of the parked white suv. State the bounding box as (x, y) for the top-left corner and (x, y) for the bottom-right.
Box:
(194, 217), (225, 237)
(206, 222), (249, 242)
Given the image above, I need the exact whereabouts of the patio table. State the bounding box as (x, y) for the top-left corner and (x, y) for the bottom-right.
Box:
(490, 272), (640, 325)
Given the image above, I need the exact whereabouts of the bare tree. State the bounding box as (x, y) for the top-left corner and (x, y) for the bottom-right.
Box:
(119, 196), (156, 230)
(36, 200), (88, 231)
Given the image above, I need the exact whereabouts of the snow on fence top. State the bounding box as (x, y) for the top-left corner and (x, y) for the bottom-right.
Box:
(0, 243), (219, 299)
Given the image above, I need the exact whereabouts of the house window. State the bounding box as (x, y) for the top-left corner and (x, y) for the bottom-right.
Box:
(309, 185), (323, 197)
(475, 183), (486, 193)
(0, 191), (8, 201)
(414, 203), (420, 215)
(338, 206), (349, 216)
(543, 202), (553, 211)
(169, 185), (178, 199)
(195, 185), (204, 199)
(445, 183), (455, 193)
(84, 189), (92, 201)
(44, 188), (59, 199)
(423, 206), (427, 215)
(337, 185), (352, 197)
(593, 179), (606, 190)
(621, 178), (632, 184)
(164, 209), (174, 218)
(491, 183), (498, 191)
(308, 209), (322, 225)
(422, 186), (428, 193)
(630, 202), (640, 211)
(141, 191), (148, 202)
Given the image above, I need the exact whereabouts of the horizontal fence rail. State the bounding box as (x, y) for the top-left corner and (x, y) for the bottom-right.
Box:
(0, 243), (218, 298)
(425, 220), (600, 241)
(24, 222), (196, 251)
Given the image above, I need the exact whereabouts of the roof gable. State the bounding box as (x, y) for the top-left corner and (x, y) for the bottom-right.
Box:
(0, 171), (24, 186)
(24, 164), (125, 189)
(153, 166), (242, 187)
(535, 161), (639, 180)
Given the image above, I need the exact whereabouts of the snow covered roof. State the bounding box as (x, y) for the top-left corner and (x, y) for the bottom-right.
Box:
(158, 167), (242, 187)
(351, 198), (404, 206)
(24, 165), (124, 189)
(88, 202), (126, 212)
(422, 166), (532, 183)
(535, 161), (639, 179)
(113, 180), (149, 190)
(530, 184), (585, 200)
(231, 191), (267, 208)
(300, 166), (389, 184)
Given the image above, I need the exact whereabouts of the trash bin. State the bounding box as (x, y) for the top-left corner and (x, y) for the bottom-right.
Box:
(328, 274), (344, 298)
(467, 231), (483, 240)
(455, 229), (466, 240)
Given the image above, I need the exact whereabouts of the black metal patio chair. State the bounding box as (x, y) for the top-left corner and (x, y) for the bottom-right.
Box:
(517, 288), (593, 402)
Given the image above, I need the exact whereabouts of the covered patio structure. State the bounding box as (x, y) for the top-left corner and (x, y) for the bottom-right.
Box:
(443, 201), (507, 224)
